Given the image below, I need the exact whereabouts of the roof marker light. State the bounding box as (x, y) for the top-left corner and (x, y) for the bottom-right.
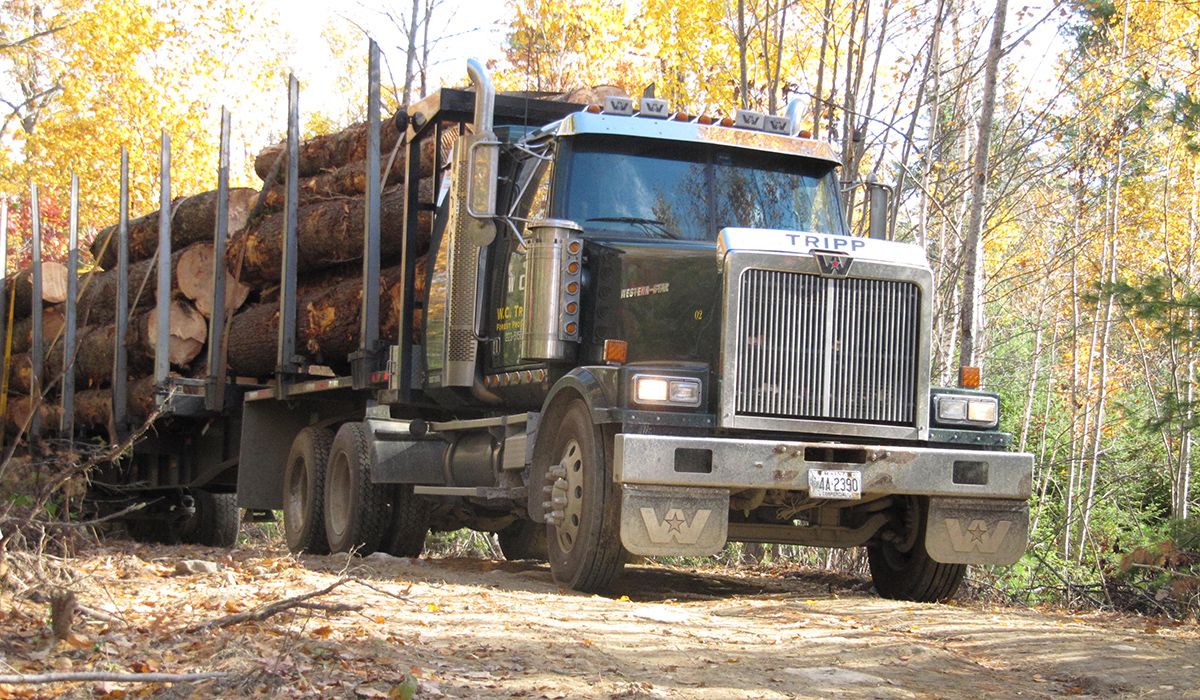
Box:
(603, 96), (634, 115)
(639, 98), (669, 118)
(671, 112), (692, 122)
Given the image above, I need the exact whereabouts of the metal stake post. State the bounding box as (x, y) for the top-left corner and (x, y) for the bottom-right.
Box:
(112, 149), (130, 432)
(205, 108), (231, 412)
(29, 184), (43, 438)
(155, 130), (171, 391)
(61, 174), (79, 440)
(276, 74), (301, 397)
(353, 39), (383, 389)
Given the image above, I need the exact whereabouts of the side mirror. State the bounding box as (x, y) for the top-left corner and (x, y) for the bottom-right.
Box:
(450, 133), (500, 246)
(866, 174), (891, 241)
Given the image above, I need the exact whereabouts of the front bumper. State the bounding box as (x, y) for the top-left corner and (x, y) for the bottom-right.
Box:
(613, 433), (1032, 500)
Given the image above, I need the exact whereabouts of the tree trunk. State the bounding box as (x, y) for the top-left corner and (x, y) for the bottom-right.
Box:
(9, 304), (65, 354)
(68, 302), (207, 387)
(175, 242), (251, 318)
(253, 119), (403, 182)
(3, 395), (62, 436)
(956, 0), (1008, 369)
(253, 158), (415, 214)
(75, 375), (159, 433)
(2, 263), (69, 320)
(226, 185), (424, 286)
(88, 188), (257, 270)
(76, 242), (236, 326)
(226, 261), (422, 377)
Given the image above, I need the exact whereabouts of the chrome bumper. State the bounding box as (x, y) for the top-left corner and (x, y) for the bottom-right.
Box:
(613, 433), (1032, 500)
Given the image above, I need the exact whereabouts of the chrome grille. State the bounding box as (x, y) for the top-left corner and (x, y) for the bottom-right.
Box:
(735, 269), (919, 425)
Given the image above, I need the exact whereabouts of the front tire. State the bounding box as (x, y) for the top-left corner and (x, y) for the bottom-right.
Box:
(283, 426), (334, 554)
(541, 400), (625, 592)
(325, 422), (392, 555)
(867, 496), (966, 602)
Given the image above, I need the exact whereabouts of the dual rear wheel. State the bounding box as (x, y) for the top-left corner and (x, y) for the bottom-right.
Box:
(283, 423), (429, 556)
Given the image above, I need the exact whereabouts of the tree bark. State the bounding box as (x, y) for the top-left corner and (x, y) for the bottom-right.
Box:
(88, 188), (257, 270)
(74, 375), (159, 432)
(226, 185), (425, 286)
(226, 261), (423, 377)
(9, 304), (65, 354)
(253, 119), (403, 182)
(2, 262), (69, 320)
(956, 0), (1008, 369)
(253, 159), (413, 213)
(3, 395), (62, 436)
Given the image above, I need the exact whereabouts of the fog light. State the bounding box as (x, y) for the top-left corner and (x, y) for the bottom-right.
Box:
(936, 397), (968, 422)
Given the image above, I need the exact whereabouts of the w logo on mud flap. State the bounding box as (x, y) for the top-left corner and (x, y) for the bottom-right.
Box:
(640, 508), (712, 545)
(944, 518), (1013, 554)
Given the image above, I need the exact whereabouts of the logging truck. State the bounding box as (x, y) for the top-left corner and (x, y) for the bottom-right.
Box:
(5, 55), (1033, 602)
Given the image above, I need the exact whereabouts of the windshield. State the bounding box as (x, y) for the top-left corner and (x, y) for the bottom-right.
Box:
(557, 135), (847, 241)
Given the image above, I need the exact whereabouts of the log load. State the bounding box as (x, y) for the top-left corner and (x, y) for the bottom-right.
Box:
(2, 263), (69, 320)
(77, 242), (249, 326)
(253, 119), (403, 182)
(75, 375), (159, 431)
(253, 159), (411, 213)
(226, 260), (425, 377)
(88, 188), (257, 270)
(3, 395), (63, 436)
(11, 301), (207, 389)
(226, 185), (427, 286)
(8, 305), (66, 355)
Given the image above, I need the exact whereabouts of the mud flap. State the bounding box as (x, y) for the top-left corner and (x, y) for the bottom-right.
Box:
(925, 497), (1029, 565)
(619, 485), (729, 557)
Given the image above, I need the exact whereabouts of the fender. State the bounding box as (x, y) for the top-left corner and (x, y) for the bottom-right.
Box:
(541, 366), (623, 424)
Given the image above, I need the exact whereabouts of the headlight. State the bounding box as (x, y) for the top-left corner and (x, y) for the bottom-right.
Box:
(633, 375), (702, 407)
(934, 394), (998, 428)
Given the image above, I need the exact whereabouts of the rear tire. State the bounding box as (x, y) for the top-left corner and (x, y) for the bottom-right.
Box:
(867, 496), (966, 602)
(383, 484), (430, 557)
(325, 422), (391, 555)
(283, 426), (334, 554)
(498, 518), (548, 561)
(542, 400), (625, 592)
(182, 490), (240, 547)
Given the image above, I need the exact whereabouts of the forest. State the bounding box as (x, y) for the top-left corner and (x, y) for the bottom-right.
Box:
(1, 0), (1198, 618)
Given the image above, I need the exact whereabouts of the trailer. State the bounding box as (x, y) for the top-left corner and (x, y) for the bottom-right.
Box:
(2, 45), (1032, 602)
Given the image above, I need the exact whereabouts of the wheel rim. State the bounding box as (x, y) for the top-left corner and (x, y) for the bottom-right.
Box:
(327, 451), (351, 538)
(554, 438), (585, 553)
(284, 457), (307, 528)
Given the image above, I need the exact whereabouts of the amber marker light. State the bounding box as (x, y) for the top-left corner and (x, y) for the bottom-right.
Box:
(959, 366), (982, 389)
(719, 116), (736, 127)
(697, 115), (717, 125)
(671, 112), (692, 122)
(585, 104), (603, 114)
(603, 339), (628, 364)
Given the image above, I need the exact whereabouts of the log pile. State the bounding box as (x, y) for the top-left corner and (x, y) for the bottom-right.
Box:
(4, 112), (434, 437)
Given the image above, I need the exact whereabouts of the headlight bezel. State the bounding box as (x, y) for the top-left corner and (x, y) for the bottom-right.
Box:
(931, 391), (1000, 429)
(631, 373), (703, 408)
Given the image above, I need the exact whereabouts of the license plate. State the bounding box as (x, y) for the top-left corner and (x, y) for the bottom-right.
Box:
(808, 469), (862, 500)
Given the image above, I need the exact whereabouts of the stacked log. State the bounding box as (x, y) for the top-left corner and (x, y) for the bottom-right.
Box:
(253, 120), (403, 181)
(88, 188), (257, 270)
(2, 263), (69, 318)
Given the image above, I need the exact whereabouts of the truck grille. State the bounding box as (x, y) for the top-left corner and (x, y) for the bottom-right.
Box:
(735, 269), (920, 425)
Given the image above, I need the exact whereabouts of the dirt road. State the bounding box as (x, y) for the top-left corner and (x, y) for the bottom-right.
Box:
(2, 542), (1197, 698)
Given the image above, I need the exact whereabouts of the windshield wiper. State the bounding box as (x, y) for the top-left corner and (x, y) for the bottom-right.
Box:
(584, 217), (678, 239)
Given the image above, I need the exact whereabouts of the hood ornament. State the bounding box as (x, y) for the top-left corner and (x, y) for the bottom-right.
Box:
(811, 249), (853, 278)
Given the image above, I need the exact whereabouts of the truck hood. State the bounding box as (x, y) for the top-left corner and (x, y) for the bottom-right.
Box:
(718, 228), (931, 270)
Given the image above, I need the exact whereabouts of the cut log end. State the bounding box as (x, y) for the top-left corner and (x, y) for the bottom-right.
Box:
(177, 243), (251, 318)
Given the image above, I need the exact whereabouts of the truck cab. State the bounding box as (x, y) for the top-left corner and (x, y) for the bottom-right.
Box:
(384, 63), (1033, 601)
